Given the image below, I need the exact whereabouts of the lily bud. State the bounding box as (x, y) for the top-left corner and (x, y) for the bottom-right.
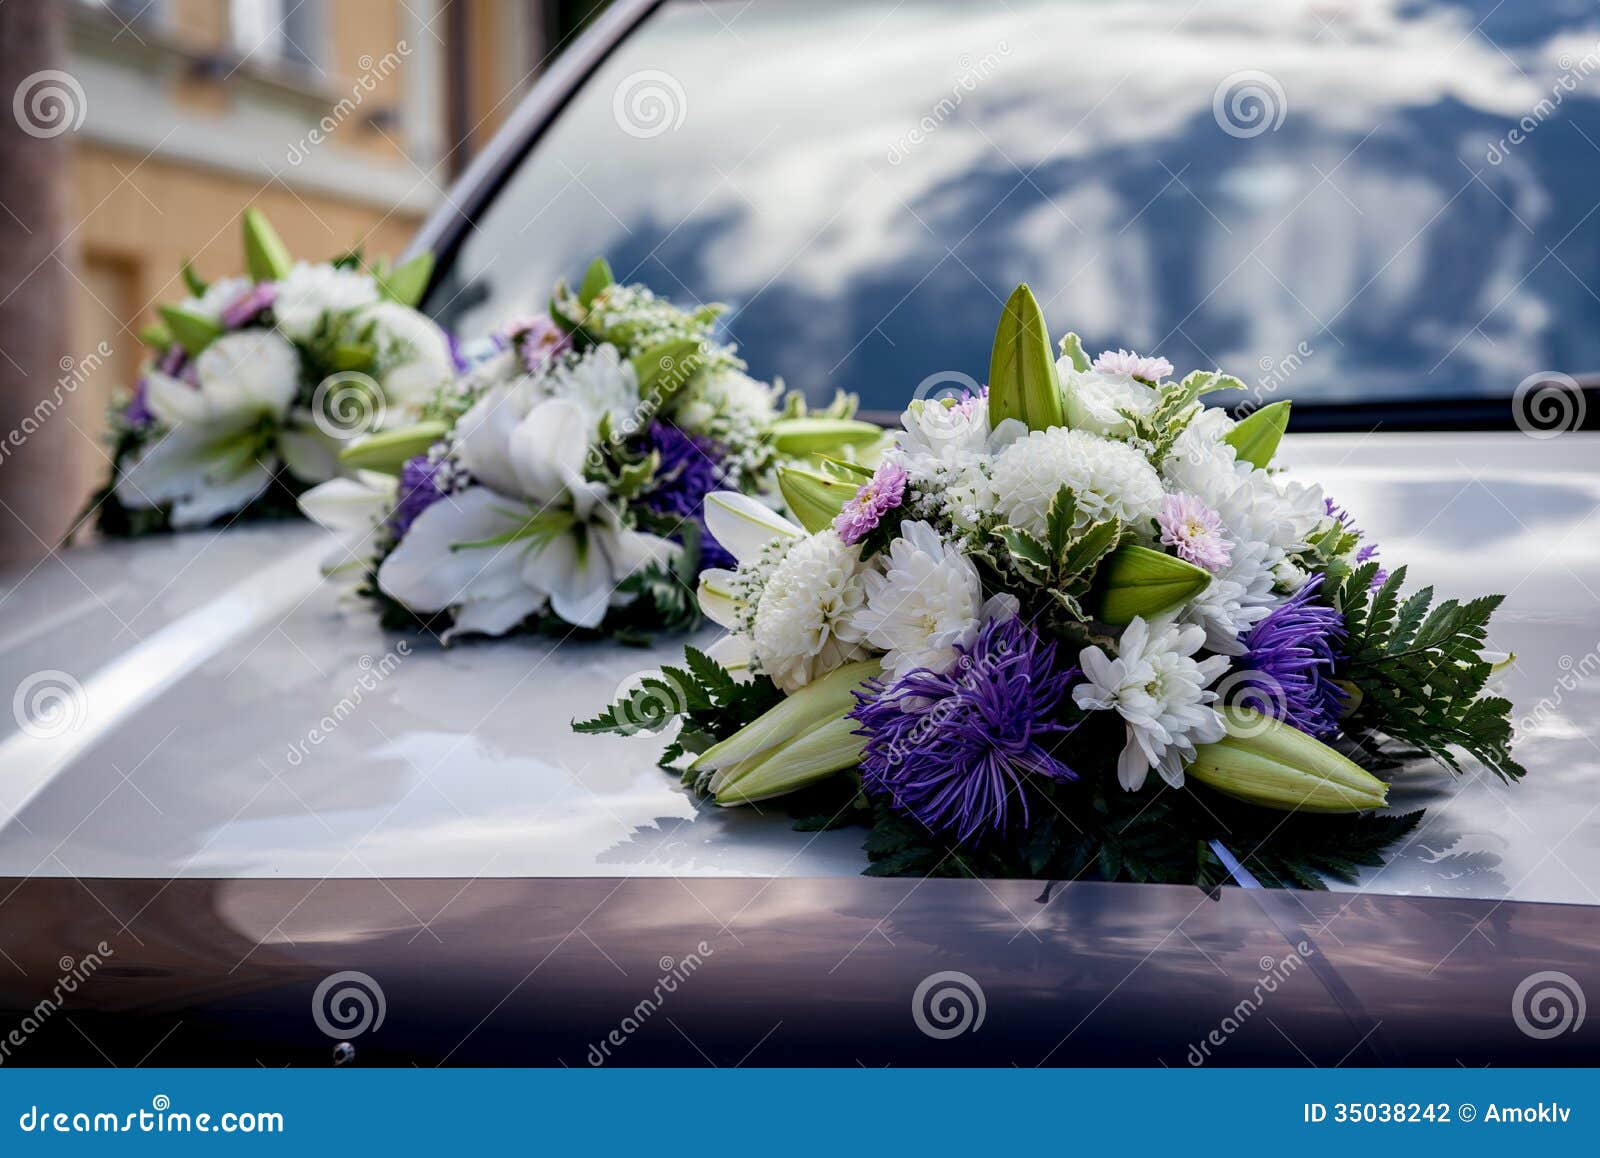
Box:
(1097, 544), (1212, 625)
(768, 417), (885, 457)
(988, 284), (1066, 431)
(378, 252), (435, 308)
(715, 717), (866, 804)
(777, 466), (857, 533)
(691, 659), (880, 775)
(1187, 706), (1389, 812)
(337, 421), (448, 473)
(242, 207), (294, 282)
(156, 304), (222, 357)
(1224, 400), (1291, 469)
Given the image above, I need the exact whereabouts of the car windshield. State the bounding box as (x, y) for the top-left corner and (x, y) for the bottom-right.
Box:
(428, 0), (1600, 415)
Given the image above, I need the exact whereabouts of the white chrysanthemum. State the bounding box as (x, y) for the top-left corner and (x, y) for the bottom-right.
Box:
(852, 520), (1016, 681)
(676, 368), (777, 433)
(1074, 617), (1229, 792)
(181, 276), (253, 321)
(752, 529), (872, 692)
(273, 262), (380, 339)
(1185, 539), (1279, 654)
(896, 394), (1020, 470)
(1059, 364), (1159, 437)
(355, 300), (456, 422)
(536, 343), (639, 432)
(990, 427), (1164, 537)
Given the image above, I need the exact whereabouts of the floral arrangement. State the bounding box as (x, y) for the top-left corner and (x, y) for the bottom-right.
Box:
(89, 209), (455, 537)
(299, 259), (878, 640)
(580, 285), (1523, 888)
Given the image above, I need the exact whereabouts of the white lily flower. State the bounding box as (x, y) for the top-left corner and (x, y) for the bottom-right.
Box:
(298, 471), (397, 576)
(116, 331), (334, 528)
(376, 391), (675, 636)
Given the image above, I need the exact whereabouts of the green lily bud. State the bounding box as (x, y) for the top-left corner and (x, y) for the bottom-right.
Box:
(578, 256), (614, 306)
(157, 304), (222, 357)
(337, 421), (448, 473)
(631, 338), (704, 404)
(242, 207), (293, 282)
(1097, 544), (1212, 626)
(691, 659), (880, 774)
(767, 417), (884, 456)
(715, 716), (866, 805)
(777, 466), (857, 533)
(988, 283), (1065, 431)
(1187, 706), (1389, 812)
(1224, 400), (1291, 469)
(378, 251), (435, 308)
(138, 323), (172, 350)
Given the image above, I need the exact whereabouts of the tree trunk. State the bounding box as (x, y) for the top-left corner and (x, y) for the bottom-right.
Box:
(0, 0), (74, 569)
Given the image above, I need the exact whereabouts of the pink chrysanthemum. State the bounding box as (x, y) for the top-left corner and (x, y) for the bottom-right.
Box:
(1157, 492), (1232, 573)
(1093, 348), (1173, 382)
(834, 460), (908, 546)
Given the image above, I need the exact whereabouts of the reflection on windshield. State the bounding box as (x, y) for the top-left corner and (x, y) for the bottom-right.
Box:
(430, 0), (1600, 412)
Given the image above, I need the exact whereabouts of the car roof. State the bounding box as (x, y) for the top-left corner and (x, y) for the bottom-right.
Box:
(3, 431), (1598, 904)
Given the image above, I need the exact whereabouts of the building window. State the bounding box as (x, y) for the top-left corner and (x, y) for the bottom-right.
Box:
(231, 0), (324, 72)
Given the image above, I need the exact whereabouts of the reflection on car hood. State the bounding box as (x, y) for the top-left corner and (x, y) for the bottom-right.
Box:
(1, 432), (1597, 902)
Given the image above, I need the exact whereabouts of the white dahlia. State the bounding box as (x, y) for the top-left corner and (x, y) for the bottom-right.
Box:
(752, 529), (872, 692)
(853, 520), (1016, 681)
(990, 427), (1164, 537)
(1073, 617), (1229, 792)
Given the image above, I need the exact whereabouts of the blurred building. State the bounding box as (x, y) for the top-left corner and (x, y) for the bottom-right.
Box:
(0, 0), (605, 555)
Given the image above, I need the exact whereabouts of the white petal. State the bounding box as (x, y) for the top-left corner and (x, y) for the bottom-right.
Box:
(298, 476), (392, 536)
(520, 532), (612, 629)
(444, 589), (546, 641)
(698, 568), (740, 628)
(377, 487), (530, 612)
(704, 491), (802, 563)
(508, 398), (589, 504)
(196, 332), (299, 417)
(453, 387), (528, 498)
(704, 633), (755, 681)
(1117, 738), (1150, 792)
(143, 371), (207, 426)
(279, 420), (342, 483)
(170, 460), (274, 528)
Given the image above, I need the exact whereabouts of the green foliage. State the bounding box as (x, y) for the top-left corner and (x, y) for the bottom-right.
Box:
(574, 647), (783, 772)
(986, 487), (1123, 626)
(1121, 370), (1243, 465)
(1325, 561), (1522, 782)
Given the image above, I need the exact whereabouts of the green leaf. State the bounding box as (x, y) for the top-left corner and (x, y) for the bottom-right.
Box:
(378, 251), (434, 307)
(578, 256), (614, 307)
(1046, 487), (1079, 559)
(242, 207), (293, 282)
(1097, 544), (1212, 625)
(180, 259), (207, 297)
(631, 338), (704, 404)
(988, 284), (1065, 431)
(778, 466), (857, 533)
(330, 343), (377, 371)
(1224, 399), (1292, 468)
(1057, 331), (1091, 372)
(156, 304), (222, 357)
(138, 323), (172, 349)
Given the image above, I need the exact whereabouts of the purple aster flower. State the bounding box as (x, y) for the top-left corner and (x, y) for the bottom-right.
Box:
(158, 345), (186, 375)
(1237, 575), (1348, 738)
(834, 460), (908, 546)
(639, 421), (734, 569)
(124, 377), (155, 427)
(220, 283), (277, 329)
(501, 314), (572, 374)
(1157, 492), (1232, 573)
(389, 454), (447, 540)
(1093, 348), (1173, 382)
(851, 615), (1079, 843)
(1326, 495), (1387, 588)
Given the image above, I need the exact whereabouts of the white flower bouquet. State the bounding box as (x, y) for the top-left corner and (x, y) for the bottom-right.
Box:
(90, 210), (455, 536)
(300, 259), (879, 640)
(581, 284), (1522, 887)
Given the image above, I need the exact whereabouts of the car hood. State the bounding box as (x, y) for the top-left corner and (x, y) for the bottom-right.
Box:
(1, 432), (1597, 902)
